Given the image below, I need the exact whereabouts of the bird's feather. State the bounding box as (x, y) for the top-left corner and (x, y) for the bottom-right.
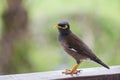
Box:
(60, 32), (109, 69)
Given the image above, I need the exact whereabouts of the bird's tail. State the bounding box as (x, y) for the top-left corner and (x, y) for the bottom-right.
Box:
(92, 58), (110, 69)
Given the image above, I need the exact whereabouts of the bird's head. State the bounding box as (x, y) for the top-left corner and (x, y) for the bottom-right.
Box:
(55, 21), (71, 36)
(56, 21), (70, 30)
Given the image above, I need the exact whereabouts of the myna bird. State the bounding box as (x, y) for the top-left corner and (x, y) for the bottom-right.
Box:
(55, 21), (110, 74)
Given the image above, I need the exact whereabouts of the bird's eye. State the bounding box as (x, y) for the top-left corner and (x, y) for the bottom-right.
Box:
(56, 25), (68, 29)
(62, 25), (68, 29)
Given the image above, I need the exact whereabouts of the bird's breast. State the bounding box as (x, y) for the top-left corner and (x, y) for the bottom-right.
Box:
(59, 39), (88, 61)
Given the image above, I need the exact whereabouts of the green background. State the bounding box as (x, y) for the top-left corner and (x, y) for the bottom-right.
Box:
(0, 0), (120, 74)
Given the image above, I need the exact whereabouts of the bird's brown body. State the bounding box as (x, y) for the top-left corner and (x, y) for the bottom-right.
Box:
(59, 32), (109, 68)
(56, 21), (109, 74)
(59, 33), (88, 63)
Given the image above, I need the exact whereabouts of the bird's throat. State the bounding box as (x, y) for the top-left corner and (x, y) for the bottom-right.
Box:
(59, 30), (71, 36)
(58, 30), (71, 41)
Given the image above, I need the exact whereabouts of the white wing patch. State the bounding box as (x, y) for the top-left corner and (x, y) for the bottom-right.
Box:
(69, 47), (78, 52)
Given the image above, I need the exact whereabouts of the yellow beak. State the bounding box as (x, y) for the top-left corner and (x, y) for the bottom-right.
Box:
(55, 25), (60, 29)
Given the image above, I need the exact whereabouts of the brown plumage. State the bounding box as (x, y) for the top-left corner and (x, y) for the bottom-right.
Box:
(56, 21), (109, 74)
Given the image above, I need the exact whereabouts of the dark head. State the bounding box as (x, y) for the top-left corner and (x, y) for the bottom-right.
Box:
(55, 21), (71, 36)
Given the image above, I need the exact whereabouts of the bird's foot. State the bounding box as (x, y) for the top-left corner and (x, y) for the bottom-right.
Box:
(62, 69), (80, 75)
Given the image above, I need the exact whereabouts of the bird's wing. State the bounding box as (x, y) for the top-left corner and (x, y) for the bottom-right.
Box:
(65, 33), (97, 60)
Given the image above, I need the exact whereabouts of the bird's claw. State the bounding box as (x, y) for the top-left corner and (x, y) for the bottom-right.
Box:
(62, 69), (80, 75)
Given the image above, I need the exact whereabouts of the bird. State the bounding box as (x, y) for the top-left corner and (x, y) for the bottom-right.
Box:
(55, 21), (110, 74)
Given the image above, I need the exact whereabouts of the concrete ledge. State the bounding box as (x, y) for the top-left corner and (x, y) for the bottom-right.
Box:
(0, 66), (120, 80)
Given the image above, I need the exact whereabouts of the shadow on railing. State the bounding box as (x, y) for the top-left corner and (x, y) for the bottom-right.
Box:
(0, 66), (120, 80)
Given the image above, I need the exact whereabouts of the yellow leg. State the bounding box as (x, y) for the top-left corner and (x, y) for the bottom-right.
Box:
(62, 62), (82, 74)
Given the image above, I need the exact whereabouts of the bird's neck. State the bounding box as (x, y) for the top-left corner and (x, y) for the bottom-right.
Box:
(58, 30), (71, 41)
(59, 30), (71, 36)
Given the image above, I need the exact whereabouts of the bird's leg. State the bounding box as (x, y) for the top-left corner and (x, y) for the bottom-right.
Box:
(62, 62), (82, 74)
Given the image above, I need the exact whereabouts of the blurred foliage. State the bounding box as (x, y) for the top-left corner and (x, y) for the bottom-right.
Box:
(0, 0), (120, 74)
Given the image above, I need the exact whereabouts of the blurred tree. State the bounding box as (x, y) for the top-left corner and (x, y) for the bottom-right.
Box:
(0, 0), (31, 74)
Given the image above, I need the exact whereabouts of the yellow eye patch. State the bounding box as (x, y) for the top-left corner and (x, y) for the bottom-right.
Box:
(56, 25), (68, 29)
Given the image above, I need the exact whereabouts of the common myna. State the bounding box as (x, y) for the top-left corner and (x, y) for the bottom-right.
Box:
(55, 21), (110, 74)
